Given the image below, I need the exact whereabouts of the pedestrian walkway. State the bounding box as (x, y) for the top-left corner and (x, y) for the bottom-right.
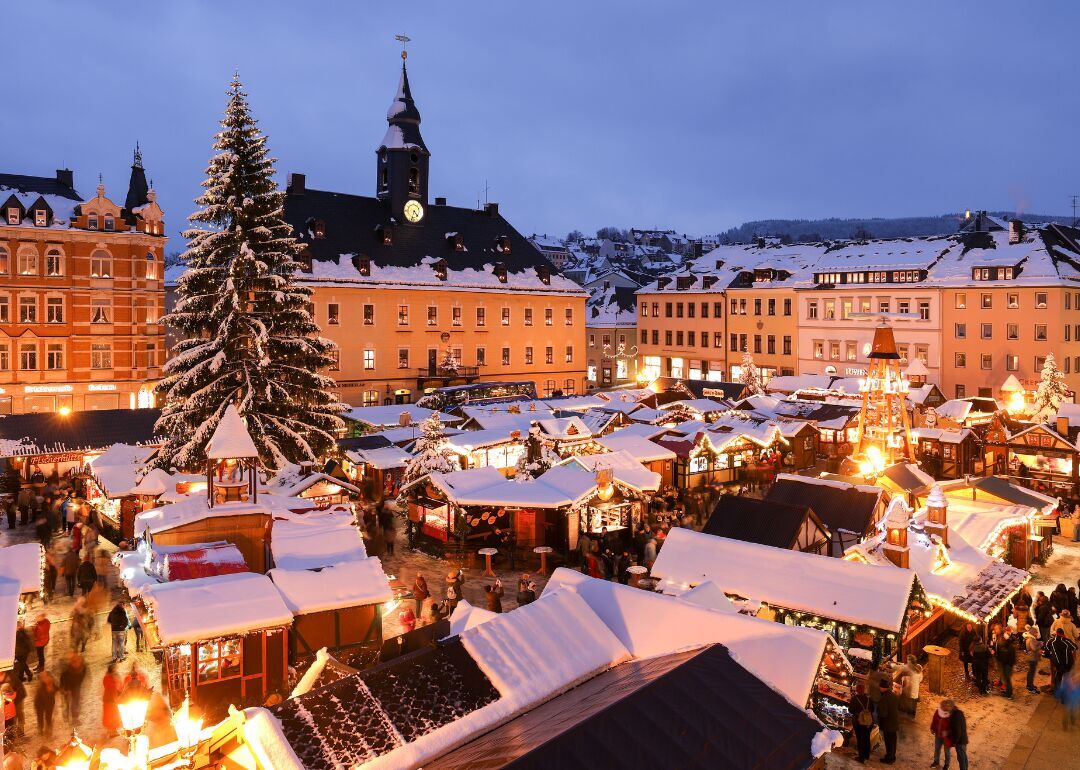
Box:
(1003, 696), (1080, 769)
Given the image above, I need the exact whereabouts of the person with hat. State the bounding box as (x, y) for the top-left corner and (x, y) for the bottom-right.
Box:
(1051, 609), (1079, 644)
(1025, 626), (1043, 694)
(875, 677), (900, 764)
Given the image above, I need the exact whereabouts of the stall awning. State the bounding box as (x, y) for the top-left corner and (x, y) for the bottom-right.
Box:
(162, 544), (249, 582)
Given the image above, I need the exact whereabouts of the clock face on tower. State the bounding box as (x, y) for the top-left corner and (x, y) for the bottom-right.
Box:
(403, 200), (425, 223)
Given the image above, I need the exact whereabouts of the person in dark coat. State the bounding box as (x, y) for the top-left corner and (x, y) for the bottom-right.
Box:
(1046, 628), (1078, 696)
(1035, 593), (1054, 645)
(483, 584), (503, 613)
(876, 679), (901, 764)
(33, 670), (57, 738)
(62, 549), (79, 598)
(107, 603), (129, 662)
(58, 651), (86, 726)
(42, 553), (57, 604)
(996, 630), (1017, 698)
(957, 622), (977, 679)
(13, 623), (33, 683)
(75, 555), (97, 596)
(970, 638), (991, 695)
(950, 702), (970, 770)
(849, 683), (873, 763)
(34, 517), (50, 549)
(517, 581), (537, 607)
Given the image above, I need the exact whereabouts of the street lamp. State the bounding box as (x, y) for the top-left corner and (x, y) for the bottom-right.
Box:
(173, 696), (204, 766)
(117, 684), (150, 765)
(55, 732), (93, 770)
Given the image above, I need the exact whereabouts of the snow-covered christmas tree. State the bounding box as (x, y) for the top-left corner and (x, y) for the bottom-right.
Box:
(738, 351), (764, 395)
(400, 413), (459, 490)
(513, 424), (556, 482)
(155, 75), (343, 471)
(438, 345), (459, 374)
(1032, 352), (1069, 420)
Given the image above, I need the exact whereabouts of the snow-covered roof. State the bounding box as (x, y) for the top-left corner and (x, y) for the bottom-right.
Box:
(445, 599), (499, 637)
(269, 510), (367, 571)
(207, 405), (259, 459)
(344, 444), (412, 470)
(135, 498), (271, 538)
(543, 569), (839, 709)
(559, 451), (661, 494)
(341, 405), (462, 428)
(0, 184), (83, 229)
(88, 443), (158, 498)
(0, 581), (21, 671)
(661, 398), (731, 415)
(263, 464), (360, 498)
(596, 433), (677, 463)
(0, 543), (43, 596)
(651, 528), (917, 633)
(937, 497), (1036, 553)
(141, 573), (293, 645)
(269, 559), (392, 614)
(679, 580), (737, 614)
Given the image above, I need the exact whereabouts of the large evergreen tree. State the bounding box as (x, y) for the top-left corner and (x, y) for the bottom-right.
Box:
(156, 75), (342, 471)
(1032, 352), (1069, 420)
(738, 351), (764, 395)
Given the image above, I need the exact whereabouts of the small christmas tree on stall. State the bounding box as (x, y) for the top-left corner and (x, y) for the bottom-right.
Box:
(1032, 352), (1069, 420)
(514, 424), (555, 482)
(738, 351), (764, 395)
(401, 414), (459, 491)
(155, 75), (343, 471)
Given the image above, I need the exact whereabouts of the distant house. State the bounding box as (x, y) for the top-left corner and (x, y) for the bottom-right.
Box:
(703, 495), (830, 555)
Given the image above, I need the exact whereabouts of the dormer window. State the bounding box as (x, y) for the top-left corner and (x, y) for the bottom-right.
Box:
(34, 209), (47, 227)
(446, 233), (464, 251)
(352, 255), (372, 276)
(88, 214), (98, 230)
(7, 208), (20, 225)
(536, 265), (551, 285)
(375, 224), (393, 245)
(307, 218), (326, 239)
(496, 235), (511, 253)
(104, 215), (114, 231)
(657, 277), (671, 290)
(493, 263), (508, 283)
(676, 276), (694, 290)
(433, 259), (448, 281)
(702, 275), (717, 289)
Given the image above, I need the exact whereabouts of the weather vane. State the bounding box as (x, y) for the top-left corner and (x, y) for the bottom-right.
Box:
(395, 34), (411, 60)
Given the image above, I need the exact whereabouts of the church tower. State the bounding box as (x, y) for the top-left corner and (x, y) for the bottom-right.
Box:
(376, 50), (430, 225)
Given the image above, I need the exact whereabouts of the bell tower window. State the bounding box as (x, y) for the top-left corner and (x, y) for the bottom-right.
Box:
(380, 168), (388, 191)
(408, 168), (420, 195)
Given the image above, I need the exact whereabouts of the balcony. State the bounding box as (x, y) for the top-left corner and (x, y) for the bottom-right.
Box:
(415, 365), (481, 388)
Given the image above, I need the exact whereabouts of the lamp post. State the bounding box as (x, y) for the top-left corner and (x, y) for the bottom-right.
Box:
(173, 696), (204, 767)
(117, 684), (150, 767)
(55, 732), (93, 770)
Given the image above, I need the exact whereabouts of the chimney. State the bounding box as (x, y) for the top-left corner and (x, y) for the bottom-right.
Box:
(287, 173), (305, 195)
(1057, 415), (1070, 436)
(299, 460), (314, 477)
(434, 197), (446, 206)
(924, 484), (949, 546)
(55, 169), (74, 189)
(484, 202), (499, 218)
(1009, 219), (1025, 245)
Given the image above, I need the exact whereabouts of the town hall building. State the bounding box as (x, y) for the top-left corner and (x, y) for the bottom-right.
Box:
(282, 55), (587, 407)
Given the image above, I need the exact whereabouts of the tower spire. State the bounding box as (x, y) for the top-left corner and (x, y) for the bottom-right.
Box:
(125, 144), (150, 211)
(133, 141), (143, 168)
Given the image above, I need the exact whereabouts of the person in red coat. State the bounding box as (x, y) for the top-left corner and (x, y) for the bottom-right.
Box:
(101, 662), (121, 735)
(32, 615), (50, 672)
(399, 606), (416, 634)
(929, 699), (955, 769)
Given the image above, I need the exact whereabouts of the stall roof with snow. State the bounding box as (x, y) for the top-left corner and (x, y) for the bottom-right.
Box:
(0, 543), (44, 595)
(140, 572), (294, 646)
(206, 405), (259, 459)
(0, 581), (21, 671)
(767, 474), (884, 540)
(341, 404), (462, 428)
(269, 559), (392, 615)
(0, 408), (162, 458)
(595, 432), (677, 463)
(269, 511), (367, 571)
(429, 644), (831, 770)
(651, 528), (919, 633)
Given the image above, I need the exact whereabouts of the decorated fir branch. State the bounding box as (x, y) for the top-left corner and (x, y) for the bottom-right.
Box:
(154, 74), (343, 472)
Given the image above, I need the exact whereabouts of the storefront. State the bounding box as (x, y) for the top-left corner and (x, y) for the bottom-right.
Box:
(986, 422), (1079, 498)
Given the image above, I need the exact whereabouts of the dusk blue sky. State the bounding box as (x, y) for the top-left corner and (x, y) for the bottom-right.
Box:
(4, 2), (1078, 244)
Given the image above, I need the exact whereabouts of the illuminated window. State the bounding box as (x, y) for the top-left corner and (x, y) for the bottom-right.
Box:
(46, 297), (63, 323)
(18, 250), (37, 275)
(196, 639), (242, 684)
(398, 348), (409, 369)
(19, 343), (37, 370)
(363, 350), (375, 370)
(18, 296), (36, 323)
(90, 251), (111, 278)
(397, 305), (409, 325)
(45, 250), (62, 276)
(46, 343), (63, 371)
(91, 298), (111, 324)
(327, 303), (340, 324)
(91, 343), (112, 369)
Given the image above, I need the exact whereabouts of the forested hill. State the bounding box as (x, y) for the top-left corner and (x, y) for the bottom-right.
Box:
(718, 212), (1075, 243)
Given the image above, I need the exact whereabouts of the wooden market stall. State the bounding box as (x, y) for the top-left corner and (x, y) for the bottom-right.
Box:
(651, 527), (933, 671)
(269, 559), (392, 666)
(136, 572), (293, 721)
(911, 428), (980, 480)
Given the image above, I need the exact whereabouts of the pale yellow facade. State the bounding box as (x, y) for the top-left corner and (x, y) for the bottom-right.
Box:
(307, 284), (588, 405)
(941, 285), (1080, 401)
(635, 290), (727, 382)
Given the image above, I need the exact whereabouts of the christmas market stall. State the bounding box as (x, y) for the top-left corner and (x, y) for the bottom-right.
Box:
(651, 527), (933, 671)
(596, 431), (677, 487)
(136, 572), (293, 720)
(269, 559), (392, 666)
(263, 462), (360, 506)
(985, 419), (1080, 498)
(845, 490), (1030, 634)
(339, 435), (411, 501)
(766, 475), (887, 556)
(0, 542), (45, 610)
(84, 443), (158, 543)
(0, 408), (161, 484)
(658, 413), (789, 489)
(910, 428), (979, 479)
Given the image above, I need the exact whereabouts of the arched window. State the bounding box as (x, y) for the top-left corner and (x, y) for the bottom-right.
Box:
(88, 214), (98, 229)
(408, 168), (420, 194)
(45, 249), (63, 276)
(103, 214), (114, 231)
(380, 168), (388, 191)
(145, 252), (157, 279)
(90, 250), (112, 279)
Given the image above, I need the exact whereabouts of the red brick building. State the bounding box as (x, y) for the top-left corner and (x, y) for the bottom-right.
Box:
(0, 149), (166, 413)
